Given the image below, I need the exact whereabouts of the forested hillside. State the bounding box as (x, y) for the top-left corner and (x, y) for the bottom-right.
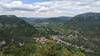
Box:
(0, 15), (40, 44)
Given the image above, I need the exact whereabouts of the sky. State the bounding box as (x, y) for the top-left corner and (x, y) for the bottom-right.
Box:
(0, 0), (100, 17)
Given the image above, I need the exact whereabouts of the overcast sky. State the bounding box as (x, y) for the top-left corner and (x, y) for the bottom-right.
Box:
(0, 0), (100, 17)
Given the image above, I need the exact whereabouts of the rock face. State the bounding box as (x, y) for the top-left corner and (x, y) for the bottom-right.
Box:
(0, 40), (6, 48)
(33, 37), (48, 44)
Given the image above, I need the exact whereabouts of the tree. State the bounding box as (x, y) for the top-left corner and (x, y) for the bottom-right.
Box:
(33, 40), (85, 56)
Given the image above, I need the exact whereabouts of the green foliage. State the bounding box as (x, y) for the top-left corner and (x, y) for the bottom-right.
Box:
(33, 41), (85, 56)
(0, 41), (85, 56)
(1, 42), (36, 56)
(36, 26), (60, 37)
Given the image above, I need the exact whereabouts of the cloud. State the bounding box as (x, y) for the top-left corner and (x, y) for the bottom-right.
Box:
(0, 1), (36, 11)
(0, 0), (100, 17)
(0, 0), (20, 3)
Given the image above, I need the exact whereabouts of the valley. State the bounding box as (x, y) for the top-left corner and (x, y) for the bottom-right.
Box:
(0, 12), (100, 56)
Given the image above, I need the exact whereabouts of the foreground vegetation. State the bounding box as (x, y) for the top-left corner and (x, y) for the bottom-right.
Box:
(0, 39), (85, 56)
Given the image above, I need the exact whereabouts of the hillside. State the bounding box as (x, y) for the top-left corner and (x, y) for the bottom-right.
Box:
(0, 15), (38, 42)
(64, 12), (100, 56)
(68, 12), (100, 30)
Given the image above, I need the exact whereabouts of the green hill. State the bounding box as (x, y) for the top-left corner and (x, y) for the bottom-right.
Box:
(64, 12), (100, 56)
(0, 15), (38, 42)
